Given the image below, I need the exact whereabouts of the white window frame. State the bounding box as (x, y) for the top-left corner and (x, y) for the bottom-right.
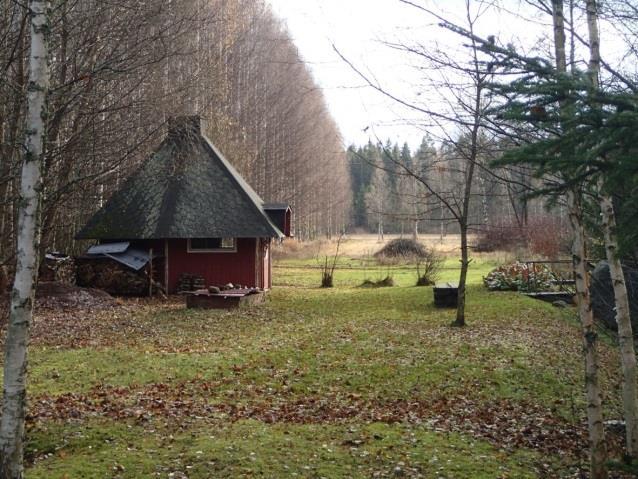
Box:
(187, 237), (237, 253)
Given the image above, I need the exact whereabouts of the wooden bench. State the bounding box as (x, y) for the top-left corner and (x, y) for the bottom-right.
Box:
(433, 282), (458, 308)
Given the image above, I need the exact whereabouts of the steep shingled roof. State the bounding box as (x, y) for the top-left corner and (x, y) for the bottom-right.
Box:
(76, 116), (283, 240)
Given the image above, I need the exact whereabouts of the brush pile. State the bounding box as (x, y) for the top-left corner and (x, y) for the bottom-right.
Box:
(374, 238), (428, 262)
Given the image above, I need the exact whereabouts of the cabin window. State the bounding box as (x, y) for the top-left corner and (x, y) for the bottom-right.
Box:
(187, 238), (236, 253)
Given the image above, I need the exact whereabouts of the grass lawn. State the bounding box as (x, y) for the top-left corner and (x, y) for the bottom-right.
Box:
(15, 254), (629, 477)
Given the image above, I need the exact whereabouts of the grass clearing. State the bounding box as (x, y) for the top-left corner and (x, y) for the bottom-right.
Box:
(27, 420), (541, 478)
(13, 245), (628, 477)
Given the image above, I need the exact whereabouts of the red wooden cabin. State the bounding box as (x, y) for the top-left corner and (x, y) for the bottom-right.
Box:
(77, 116), (291, 293)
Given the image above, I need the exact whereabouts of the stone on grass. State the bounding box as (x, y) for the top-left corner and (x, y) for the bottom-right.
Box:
(590, 261), (638, 332)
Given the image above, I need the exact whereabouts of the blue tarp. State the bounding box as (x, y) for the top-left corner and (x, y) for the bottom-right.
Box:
(86, 242), (149, 271)
(105, 249), (149, 271)
(87, 242), (130, 255)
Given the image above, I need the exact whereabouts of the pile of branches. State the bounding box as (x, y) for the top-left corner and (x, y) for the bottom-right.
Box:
(374, 238), (442, 286)
(374, 238), (428, 262)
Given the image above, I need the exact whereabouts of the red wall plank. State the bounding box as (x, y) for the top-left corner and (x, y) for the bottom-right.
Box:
(167, 238), (258, 293)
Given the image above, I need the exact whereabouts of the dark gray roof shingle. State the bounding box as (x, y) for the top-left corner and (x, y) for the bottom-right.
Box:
(77, 118), (283, 240)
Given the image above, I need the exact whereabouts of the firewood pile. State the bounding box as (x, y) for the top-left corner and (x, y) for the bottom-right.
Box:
(76, 257), (149, 296)
(39, 253), (76, 285)
(177, 273), (205, 293)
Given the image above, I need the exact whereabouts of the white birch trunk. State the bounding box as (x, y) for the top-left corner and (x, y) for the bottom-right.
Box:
(585, 0), (638, 459)
(599, 184), (638, 457)
(567, 189), (608, 478)
(0, 1), (50, 477)
(412, 177), (419, 240)
(553, 1), (607, 476)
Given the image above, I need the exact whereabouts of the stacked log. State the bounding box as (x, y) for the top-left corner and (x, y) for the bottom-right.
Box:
(76, 257), (148, 296)
(39, 254), (76, 285)
(177, 273), (206, 293)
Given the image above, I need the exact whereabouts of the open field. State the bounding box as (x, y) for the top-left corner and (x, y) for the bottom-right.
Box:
(323, 234), (473, 258)
(273, 234), (474, 259)
(272, 234), (516, 265)
(4, 237), (631, 477)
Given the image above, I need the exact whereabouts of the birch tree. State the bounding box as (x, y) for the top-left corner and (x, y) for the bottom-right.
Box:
(0, 0), (50, 476)
(551, 5), (610, 474)
(366, 165), (389, 241)
(498, 2), (610, 474)
(458, 0), (610, 474)
(585, 0), (638, 460)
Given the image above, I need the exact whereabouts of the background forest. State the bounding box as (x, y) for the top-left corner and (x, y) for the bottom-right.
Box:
(0, 0), (351, 267)
(347, 139), (570, 256)
(0, 0), (584, 267)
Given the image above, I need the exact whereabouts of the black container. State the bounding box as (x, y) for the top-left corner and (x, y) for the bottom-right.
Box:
(433, 282), (458, 308)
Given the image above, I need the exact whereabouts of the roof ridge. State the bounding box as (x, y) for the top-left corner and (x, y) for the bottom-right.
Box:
(200, 135), (283, 238)
(76, 128), (284, 240)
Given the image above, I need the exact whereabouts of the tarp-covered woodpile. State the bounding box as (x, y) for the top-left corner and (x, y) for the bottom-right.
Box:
(76, 115), (292, 294)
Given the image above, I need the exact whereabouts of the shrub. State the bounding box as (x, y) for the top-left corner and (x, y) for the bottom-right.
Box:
(360, 275), (394, 288)
(525, 216), (571, 259)
(474, 215), (570, 258)
(483, 261), (557, 292)
(415, 252), (443, 286)
(319, 235), (344, 288)
(321, 268), (334, 288)
(474, 222), (525, 253)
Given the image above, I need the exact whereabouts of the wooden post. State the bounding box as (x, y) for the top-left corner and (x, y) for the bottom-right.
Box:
(164, 240), (169, 294)
(255, 238), (261, 288)
(148, 248), (153, 297)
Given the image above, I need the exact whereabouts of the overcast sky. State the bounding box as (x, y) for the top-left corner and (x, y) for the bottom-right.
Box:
(267, 0), (622, 150)
(266, 1), (540, 149)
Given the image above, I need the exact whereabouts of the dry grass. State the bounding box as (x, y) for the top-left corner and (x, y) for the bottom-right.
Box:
(271, 237), (331, 260)
(274, 234), (518, 264)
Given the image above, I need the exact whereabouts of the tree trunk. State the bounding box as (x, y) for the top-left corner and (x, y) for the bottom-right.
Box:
(452, 56), (481, 327)
(453, 223), (469, 327)
(600, 186), (638, 458)
(584, 0), (638, 460)
(568, 188), (608, 479)
(0, 1), (50, 477)
(552, 2), (607, 475)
